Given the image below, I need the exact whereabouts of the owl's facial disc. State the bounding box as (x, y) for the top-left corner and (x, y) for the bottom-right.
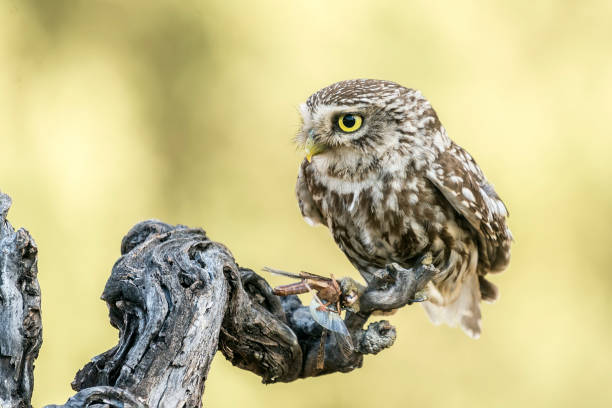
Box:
(303, 113), (365, 161)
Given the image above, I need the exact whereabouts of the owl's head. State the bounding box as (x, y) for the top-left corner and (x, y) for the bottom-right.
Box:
(296, 79), (442, 165)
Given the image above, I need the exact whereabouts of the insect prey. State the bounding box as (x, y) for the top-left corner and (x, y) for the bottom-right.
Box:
(263, 267), (355, 369)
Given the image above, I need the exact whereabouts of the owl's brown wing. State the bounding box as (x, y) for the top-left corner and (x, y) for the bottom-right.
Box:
(425, 143), (512, 275)
(296, 160), (324, 226)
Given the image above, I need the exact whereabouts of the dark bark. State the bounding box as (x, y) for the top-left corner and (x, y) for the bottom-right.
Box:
(0, 192), (42, 408)
(0, 192), (434, 407)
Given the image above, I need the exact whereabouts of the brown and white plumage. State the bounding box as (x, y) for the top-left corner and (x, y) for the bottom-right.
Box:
(295, 79), (512, 338)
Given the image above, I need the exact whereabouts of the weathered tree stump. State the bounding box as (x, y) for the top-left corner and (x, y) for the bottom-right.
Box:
(0, 191), (434, 407)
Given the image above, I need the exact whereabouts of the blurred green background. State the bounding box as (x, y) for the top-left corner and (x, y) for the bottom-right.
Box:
(1, 0), (611, 407)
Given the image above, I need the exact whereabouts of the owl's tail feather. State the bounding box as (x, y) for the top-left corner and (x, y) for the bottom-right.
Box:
(421, 272), (482, 339)
(478, 276), (499, 303)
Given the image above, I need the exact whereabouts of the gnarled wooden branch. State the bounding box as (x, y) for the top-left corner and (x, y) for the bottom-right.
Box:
(68, 221), (231, 407)
(0, 192), (434, 407)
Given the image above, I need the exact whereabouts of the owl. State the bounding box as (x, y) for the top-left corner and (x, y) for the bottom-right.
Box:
(295, 79), (512, 338)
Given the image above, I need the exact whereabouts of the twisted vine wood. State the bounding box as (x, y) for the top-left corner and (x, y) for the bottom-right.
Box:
(0, 191), (434, 407)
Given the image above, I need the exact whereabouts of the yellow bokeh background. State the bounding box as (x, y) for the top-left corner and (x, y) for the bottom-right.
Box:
(2, 1), (611, 407)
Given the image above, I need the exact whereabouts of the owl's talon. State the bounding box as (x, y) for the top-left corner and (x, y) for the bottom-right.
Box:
(357, 261), (437, 314)
(407, 290), (428, 304)
(421, 252), (434, 265)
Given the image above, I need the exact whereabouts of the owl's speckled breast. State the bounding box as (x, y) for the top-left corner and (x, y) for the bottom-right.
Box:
(302, 152), (467, 283)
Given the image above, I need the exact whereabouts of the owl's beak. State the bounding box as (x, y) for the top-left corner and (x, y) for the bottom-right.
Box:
(304, 133), (327, 162)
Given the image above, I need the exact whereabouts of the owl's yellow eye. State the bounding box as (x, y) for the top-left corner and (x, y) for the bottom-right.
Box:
(337, 114), (363, 133)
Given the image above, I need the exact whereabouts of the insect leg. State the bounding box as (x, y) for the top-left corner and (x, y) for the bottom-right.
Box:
(273, 280), (310, 296)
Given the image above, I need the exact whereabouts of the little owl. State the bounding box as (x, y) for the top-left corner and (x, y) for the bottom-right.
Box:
(295, 79), (512, 338)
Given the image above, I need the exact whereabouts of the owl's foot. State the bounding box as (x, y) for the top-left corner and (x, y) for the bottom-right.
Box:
(382, 264), (430, 302)
(357, 255), (438, 314)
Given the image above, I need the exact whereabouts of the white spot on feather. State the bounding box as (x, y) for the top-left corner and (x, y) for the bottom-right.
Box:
(406, 178), (419, 191)
(348, 192), (358, 212)
(495, 200), (508, 216)
(468, 161), (478, 174)
(433, 131), (446, 152)
(462, 187), (476, 202)
(408, 193), (419, 205)
(304, 217), (316, 227)
(449, 175), (463, 184)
